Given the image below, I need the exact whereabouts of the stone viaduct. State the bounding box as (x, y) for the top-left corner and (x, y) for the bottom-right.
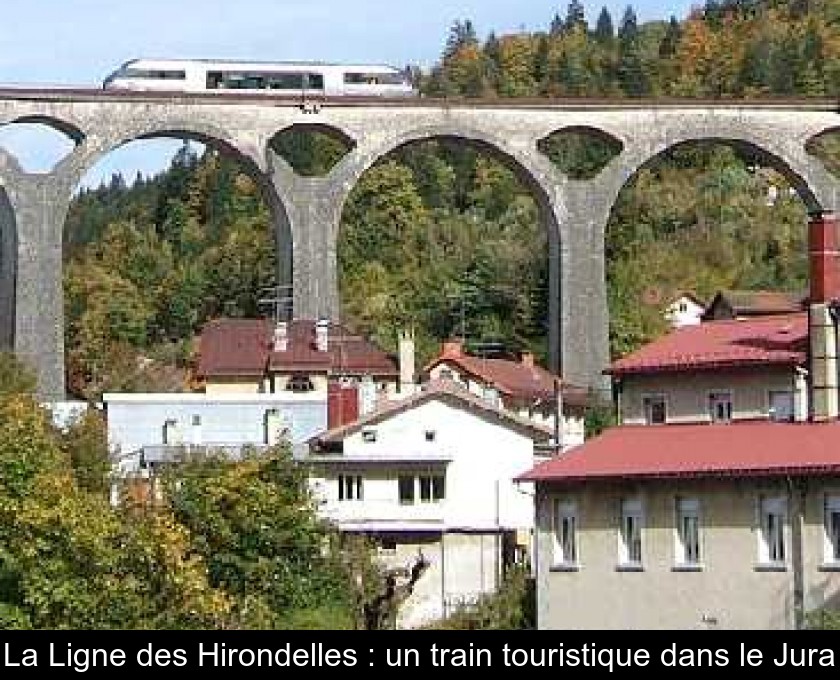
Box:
(0, 89), (837, 398)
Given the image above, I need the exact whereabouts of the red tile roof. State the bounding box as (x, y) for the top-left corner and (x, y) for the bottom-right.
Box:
(196, 318), (397, 379)
(424, 343), (589, 407)
(608, 312), (807, 376)
(310, 379), (554, 445)
(518, 421), (840, 483)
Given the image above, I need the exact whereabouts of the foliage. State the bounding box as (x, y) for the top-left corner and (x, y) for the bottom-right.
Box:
(424, 564), (535, 629)
(0, 353), (36, 396)
(162, 446), (364, 629)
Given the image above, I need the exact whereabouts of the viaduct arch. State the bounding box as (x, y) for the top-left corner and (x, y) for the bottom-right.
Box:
(0, 92), (835, 397)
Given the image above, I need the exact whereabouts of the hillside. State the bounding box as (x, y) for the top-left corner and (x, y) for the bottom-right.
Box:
(62, 1), (839, 397)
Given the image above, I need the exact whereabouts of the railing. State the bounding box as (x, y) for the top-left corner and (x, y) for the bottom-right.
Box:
(140, 443), (269, 464)
(320, 500), (445, 525)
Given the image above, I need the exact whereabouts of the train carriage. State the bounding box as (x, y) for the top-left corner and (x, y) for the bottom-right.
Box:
(103, 58), (417, 97)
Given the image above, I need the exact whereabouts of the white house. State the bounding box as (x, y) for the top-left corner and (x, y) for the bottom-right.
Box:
(664, 293), (705, 328)
(302, 379), (553, 628)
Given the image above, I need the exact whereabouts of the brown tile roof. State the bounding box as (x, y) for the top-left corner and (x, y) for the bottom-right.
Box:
(195, 318), (397, 379)
(309, 379), (554, 445)
(702, 289), (805, 320)
(423, 342), (589, 407)
(196, 318), (269, 377)
(608, 312), (807, 376)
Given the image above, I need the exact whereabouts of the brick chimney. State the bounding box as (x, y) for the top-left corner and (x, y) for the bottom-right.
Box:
(808, 211), (840, 421)
(315, 318), (329, 353)
(442, 339), (463, 358)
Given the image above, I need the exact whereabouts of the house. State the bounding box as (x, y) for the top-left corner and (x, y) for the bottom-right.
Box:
(194, 318), (405, 402)
(104, 391), (328, 503)
(520, 211), (840, 630)
(609, 311), (809, 425)
(701, 289), (805, 322)
(423, 339), (588, 450)
(302, 379), (553, 628)
(664, 292), (705, 328)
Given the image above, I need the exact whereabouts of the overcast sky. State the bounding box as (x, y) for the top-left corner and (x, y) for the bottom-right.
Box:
(0, 0), (693, 186)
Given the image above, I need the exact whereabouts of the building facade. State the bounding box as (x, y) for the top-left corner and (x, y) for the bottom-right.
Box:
(303, 381), (552, 628)
(520, 211), (840, 630)
(424, 339), (588, 450)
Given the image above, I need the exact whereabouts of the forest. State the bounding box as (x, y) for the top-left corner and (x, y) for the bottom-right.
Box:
(61, 0), (840, 400)
(0, 0), (836, 629)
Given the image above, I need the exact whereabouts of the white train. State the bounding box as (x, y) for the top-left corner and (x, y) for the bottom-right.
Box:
(102, 58), (418, 97)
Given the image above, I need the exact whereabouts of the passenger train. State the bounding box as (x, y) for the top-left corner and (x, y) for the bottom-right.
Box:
(102, 58), (418, 97)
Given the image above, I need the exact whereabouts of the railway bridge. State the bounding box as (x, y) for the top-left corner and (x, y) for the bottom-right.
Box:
(0, 89), (837, 397)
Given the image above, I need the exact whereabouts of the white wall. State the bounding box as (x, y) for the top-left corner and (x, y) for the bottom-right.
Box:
(310, 398), (538, 532)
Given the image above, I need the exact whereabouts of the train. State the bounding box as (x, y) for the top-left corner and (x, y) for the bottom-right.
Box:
(102, 58), (418, 97)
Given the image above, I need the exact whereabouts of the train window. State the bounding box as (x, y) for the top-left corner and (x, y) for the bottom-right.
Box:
(266, 73), (305, 89)
(344, 72), (404, 86)
(123, 68), (185, 80)
(306, 73), (324, 90)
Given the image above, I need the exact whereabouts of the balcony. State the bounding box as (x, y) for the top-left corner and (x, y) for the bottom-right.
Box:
(320, 499), (446, 531)
(140, 443), (269, 465)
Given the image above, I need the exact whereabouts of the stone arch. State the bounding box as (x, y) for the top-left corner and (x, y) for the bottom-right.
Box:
(334, 125), (567, 372)
(0, 114), (85, 175)
(9, 114), (85, 145)
(537, 125), (625, 180)
(62, 121), (293, 297)
(605, 134), (830, 220)
(269, 122), (357, 177)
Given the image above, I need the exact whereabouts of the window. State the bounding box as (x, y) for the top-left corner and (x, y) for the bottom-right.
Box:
(708, 391), (733, 423)
(398, 476), (414, 505)
(162, 419), (178, 445)
(424, 430), (436, 442)
(769, 390), (794, 422)
(619, 498), (643, 567)
(286, 374), (314, 392)
(642, 396), (666, 425)
(825, 496), (840, 564)
(399, 474), (445, 504)
(337, 475), (363, 501)
(439, 368), (454, 380)
(552, 501), (578, 567)
(419, 475), (445, 503)
(758, 496), (786, 566)
(191, 414), (201, 427)
(675, 497), (701, 566)
(362, 429), (377, 443)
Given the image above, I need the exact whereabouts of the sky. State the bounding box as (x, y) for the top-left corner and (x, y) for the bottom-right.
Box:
(0, 0), (695, 187)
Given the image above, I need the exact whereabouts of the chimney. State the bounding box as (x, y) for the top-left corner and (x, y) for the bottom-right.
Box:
(315, 318), (329, 353)
(442, 339), (463, 358)
(399, 329), (415, 394)
(808, 211), (840, 421)
(273, 321), (288, 352)
(521, 351), (535, 368)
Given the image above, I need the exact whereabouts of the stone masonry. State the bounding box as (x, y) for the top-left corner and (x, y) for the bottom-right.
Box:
(0, 92), (837, 397)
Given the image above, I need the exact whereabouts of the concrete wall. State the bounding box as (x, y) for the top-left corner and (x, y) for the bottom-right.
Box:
(534, 478), (840, 630)
(619, 367), (799, 424)
(203, 377), (264, 394)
